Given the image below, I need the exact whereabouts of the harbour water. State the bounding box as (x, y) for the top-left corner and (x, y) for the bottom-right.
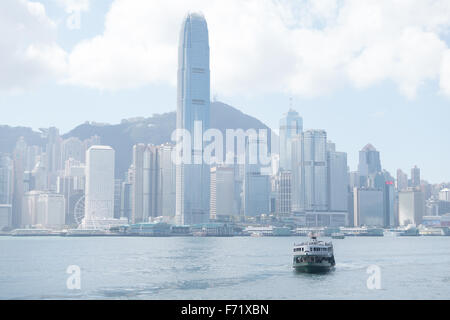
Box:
(1, 236), (450, 300)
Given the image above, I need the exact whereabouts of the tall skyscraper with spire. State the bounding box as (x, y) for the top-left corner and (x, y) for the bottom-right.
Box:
(279, 109), (303, 172)
(176, 13), (211, 225)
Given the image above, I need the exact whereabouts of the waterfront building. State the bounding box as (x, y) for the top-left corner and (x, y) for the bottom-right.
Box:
(12, 138), (27, 227)
(160, 144), (176, 221)
(210, 166), (236, 220)
(22, 190), (42, 227)
(277, 170), (292, 216)
(0, 154), (13, 205)
(37, 193), (65, 228)
(57, 158), (85, 225)
(120, 166), (134, 221)
(0, 204), (12, 230)
(353, 188), (384, 227)
(131, 144), (160, 224)
(128, 222), (172, 236)
(114, 179), (122, 219)
(243, 171), (270, 218)
(190, 223), (234, 236)
(243, 136), (270, 217)
(176, 13), (211, 226)
(398, 189), (425, 226)
(304, 211), (347, 227)
(82, 146), (122, 229)
(327, 142), (348, 212)
(384, 181), (396, 227)
(292, 130), (328, 212)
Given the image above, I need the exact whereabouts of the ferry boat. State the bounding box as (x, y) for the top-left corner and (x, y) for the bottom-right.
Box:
(293, 234), (335, 273)
(331, 232), (345, 239)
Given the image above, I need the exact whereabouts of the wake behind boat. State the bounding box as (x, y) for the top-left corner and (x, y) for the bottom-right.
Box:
(293, 233), (335, 273)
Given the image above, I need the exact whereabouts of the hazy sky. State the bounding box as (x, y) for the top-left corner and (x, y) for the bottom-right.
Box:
(1, 0), (450, 183)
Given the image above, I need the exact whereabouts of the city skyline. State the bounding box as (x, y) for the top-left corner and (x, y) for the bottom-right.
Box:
(3, 1), (450, 304)
(1, 1), (450, 183)
(1, 5), (449, 233)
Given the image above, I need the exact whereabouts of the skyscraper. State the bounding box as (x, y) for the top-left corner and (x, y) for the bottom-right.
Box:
(176, 13), (211, 225)
(45, 127), (61, 171)
(61, 137), (85, 164)
(384, 181), (396, 227)
(303, 130), (328, 212)
(56, 158), (85, 225)
(358, 144), (381, 186)
(411, 165), (421, 188)
(399, 189), (425, 226)
(12, 138), (27, 227)
(82, 145), (116, 229)
(277, 171), (292, 216)
(131, 144), (160, 224)
(353, 188), (384, 227)
(327, 142), (348, 212)
(439, 188), (450, 201)
(159, 144), (176, 221)
(279, 109), (303, 171)
(396, 169), (408, 191)
(0, 154), (13, 205)
(242, 135), (270, 217)
(210, 166), (236, 220)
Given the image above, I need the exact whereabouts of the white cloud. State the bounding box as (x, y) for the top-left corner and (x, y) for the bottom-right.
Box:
(440, 50), (450, 96)
(64, 0), (450, 98)
(4, 0), (450, 99)
(0, 0), (67, 92)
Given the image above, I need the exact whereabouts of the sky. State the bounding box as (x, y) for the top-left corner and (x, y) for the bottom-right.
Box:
(1, 0), (450, 183)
